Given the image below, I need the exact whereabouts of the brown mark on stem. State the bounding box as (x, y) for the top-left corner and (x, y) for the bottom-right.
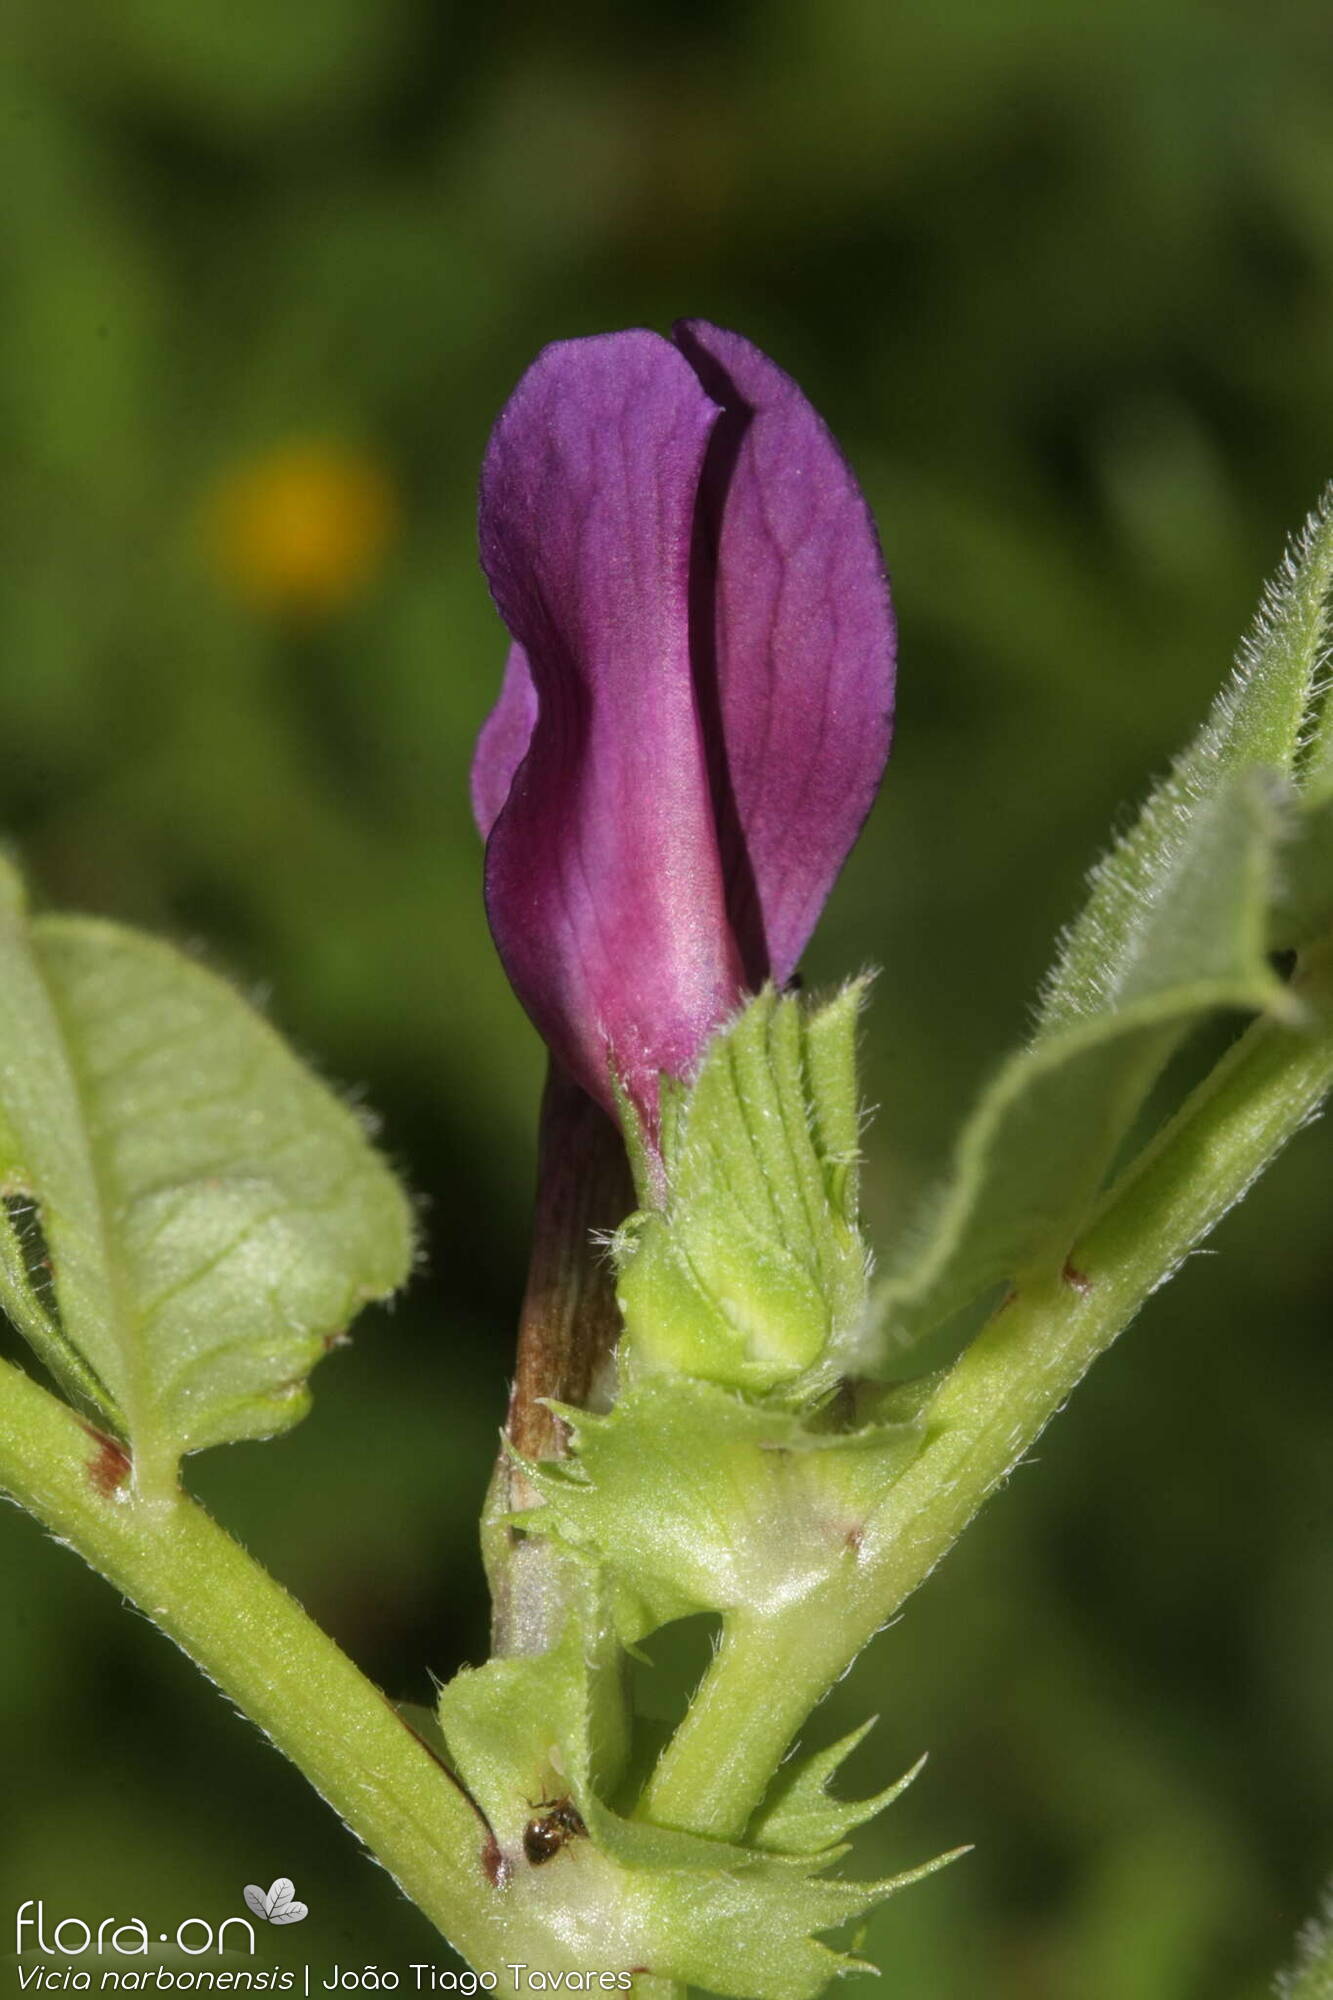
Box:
(80, 1424), (131, 1499)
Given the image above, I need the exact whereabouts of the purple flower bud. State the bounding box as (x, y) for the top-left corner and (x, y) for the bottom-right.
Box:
(473, 321), (895, 1133)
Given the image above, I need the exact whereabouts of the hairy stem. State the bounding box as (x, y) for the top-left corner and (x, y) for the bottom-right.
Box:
(0, 1358), (512, 1964)
(640, 945), (1333, 1838)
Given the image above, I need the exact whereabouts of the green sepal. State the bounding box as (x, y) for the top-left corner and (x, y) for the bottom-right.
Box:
(437, 1590), (958, 2000)
(613, 984), (870, 1395)
(610, 1067), (665, 1211)
(751, 1719), (927, 1858)
(515, 1376), (927, 1632)
(0, 857), (413, 1478)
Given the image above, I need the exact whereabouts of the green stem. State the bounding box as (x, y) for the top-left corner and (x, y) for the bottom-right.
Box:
(0, 1356), (514, 1965)
(641, 947), (1333, 1839)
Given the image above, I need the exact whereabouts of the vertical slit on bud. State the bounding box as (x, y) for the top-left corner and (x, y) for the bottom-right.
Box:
(677, 328), (769, 989)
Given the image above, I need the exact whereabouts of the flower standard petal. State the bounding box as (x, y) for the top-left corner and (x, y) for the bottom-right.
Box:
(673, 320), (896, 987)
(478, 330), (740, 1121)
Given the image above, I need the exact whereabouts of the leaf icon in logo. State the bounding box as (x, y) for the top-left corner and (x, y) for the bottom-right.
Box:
(243, 1879), (308, 1924)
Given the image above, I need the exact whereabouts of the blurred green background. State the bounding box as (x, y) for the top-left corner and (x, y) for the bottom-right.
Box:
(1, 1), (1330, 1995)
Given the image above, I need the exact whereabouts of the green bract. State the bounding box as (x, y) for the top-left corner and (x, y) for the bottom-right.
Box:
(750, 1720), (927, 1858)
(437, 1583), (955, 2000)
(0, 857), (413, 1492)
(520, 1378), (926, 1636)
(614, 983), (869, 1394)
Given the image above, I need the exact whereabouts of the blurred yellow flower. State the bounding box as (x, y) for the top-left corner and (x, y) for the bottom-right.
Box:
(204, 439), (399, 616)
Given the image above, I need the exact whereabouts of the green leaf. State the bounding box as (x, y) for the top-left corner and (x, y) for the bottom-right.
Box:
(867, 492), (1333, 1360)
(0, 858), (413, 1481)
(518, 1377), (925, 1632)
(614, 984), (870, 1395)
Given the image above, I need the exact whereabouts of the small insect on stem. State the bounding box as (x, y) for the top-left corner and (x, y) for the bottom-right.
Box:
(522, 1797), (586, 1866)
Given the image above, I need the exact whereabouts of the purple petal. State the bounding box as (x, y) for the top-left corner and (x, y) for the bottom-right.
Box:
(673, 320), (896, 987)
(471, 642), (537, 839)
(478, 330), (741, 1121)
